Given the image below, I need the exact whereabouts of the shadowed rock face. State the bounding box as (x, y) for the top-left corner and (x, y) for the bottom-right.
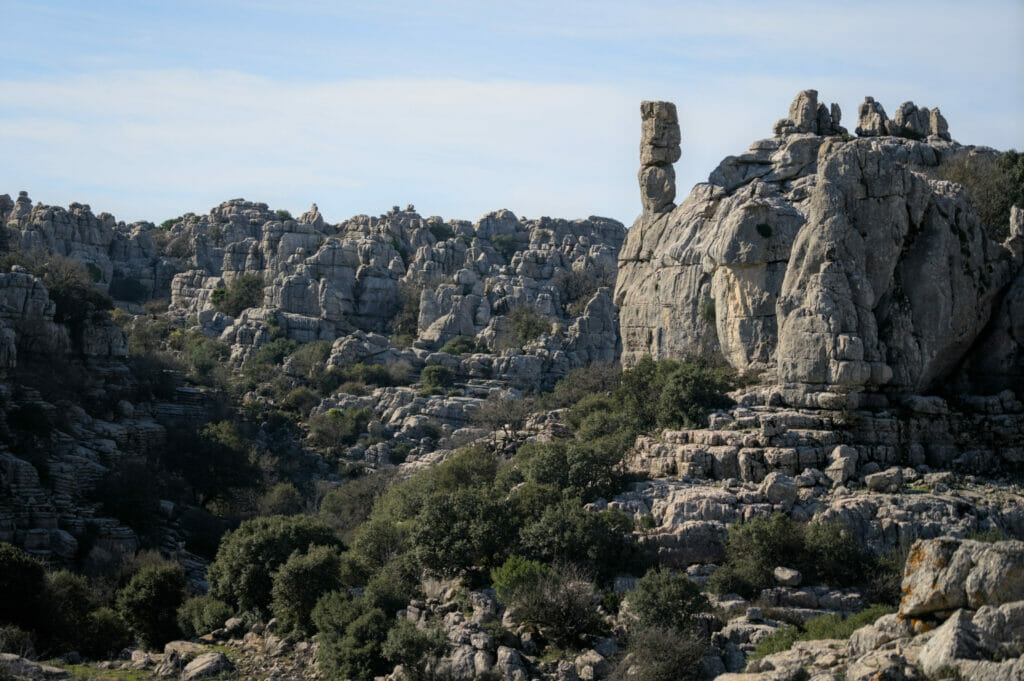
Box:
(617, 90), (1024, 408)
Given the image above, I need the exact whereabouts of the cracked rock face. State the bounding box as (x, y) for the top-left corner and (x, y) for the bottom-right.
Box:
(616, 90), (1024, 409)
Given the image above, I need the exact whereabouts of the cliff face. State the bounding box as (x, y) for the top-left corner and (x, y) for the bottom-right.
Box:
(616, 90), (1024, 408)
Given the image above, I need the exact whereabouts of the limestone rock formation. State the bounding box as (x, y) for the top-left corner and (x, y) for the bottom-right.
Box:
(616, 89), (1024, 409)
(638, 101), (680, 215)
(855, 96), (951, 141)
(773, 89), (845, 136)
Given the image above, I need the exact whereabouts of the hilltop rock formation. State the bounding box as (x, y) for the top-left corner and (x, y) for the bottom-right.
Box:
(616, 90), (1024, 409)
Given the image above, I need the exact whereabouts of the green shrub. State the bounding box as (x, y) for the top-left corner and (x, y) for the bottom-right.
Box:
(803, 520), (874, 587)
(541, 363), (620, 409)
(439, 336), (480, 355)
(289, 340), (333, 378)
(552, 262), (616, 317)
(518, 499), (632, 581)
(0, 541), (48, 630)
(707, 514), (804, 598)
(210, 273), (264, 317)
(276, 209), (293, 221)
(162, 421), (258, 505)
(411, 486), (512, 577)
(260, 482), (305, 516)
(381, 619), (448, 668)
(421, 364), (454, 388)
(116, 564), (186, 649)
(307, 407), (373, 454)
(177, 595), (233, 638)
(350, 517), (409, 576)
(390, 281), (421, 341)
(609, 625), (706, 681)
(271, 545), (344, 635)
(429, 223), (455, 241)
(281, 386), (320, 414)
(167, 329), (231, 384)
(471, 394), (532, 440)
(319, 475), (388, 542)
(491, 556), (553, 603)
(207, 515), (342, 615)
(492, 234), (519, 263)
(513, 439), (627, 503)
(0, 624), (35, 658)
(937, 150), (1024, 241)
(364, 561), (420, 616)
(249, 336), (298, 367)
(750, 604), (895, 660)
(109, 274), (147, 302)
(629, 567), (710, 631)
(504, 563), (603, 647)
(79, 607), (132, 659)
(506, 305), (550, 347)
(707, 515), (874, 598)
(8, 252), (113, 324)
(313, 593), (390, 680)
(39, 569), (100, 655)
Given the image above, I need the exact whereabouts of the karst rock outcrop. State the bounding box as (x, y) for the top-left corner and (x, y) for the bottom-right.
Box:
(617, 89), (1024, 409)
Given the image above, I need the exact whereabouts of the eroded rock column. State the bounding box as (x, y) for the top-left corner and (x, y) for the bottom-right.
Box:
(639, 101), (680, 215)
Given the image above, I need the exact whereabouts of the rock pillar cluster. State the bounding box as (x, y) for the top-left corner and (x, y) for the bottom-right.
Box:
(772, 89), (845, 136)
(638, 101), (680, 215)
(855, 96), (950, 140)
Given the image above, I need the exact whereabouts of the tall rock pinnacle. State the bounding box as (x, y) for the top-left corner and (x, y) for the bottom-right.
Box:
(638, 101), (680, 216)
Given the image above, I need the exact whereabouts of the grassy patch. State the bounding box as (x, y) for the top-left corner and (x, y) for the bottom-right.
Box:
(749, 604), (894, 661)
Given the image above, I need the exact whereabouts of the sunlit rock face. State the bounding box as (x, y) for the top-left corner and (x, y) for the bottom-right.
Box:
(616, 90), (1024, 408)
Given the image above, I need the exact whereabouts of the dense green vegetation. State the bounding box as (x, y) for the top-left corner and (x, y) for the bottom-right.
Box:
(707, 513), (901, 604)
(749, 604), (896, 661)
(210, 273), (264, 317)
(938, 149), (1024, 241)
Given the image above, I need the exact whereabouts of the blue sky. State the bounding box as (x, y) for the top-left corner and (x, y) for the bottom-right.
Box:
(2, 0), (1022, 226)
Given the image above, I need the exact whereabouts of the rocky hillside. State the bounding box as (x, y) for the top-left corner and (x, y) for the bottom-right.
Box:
(0, 88), (1022, 681)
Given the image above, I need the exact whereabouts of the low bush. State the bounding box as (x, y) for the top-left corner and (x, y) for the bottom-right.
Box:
(0, 543), (45, 632)
(80, 607), (132, 659)
(749, 604), (895, 660)
(116, 564), (186, 649)
(260, 482), (305, 516)
(504, 563), (603, 647)
(313, 592), (390, 680)
(428, 223), (455, 241)
(381, 619), (448, 668)
(421, 365), (454, 388)
(210, 273), (264, 317)
(937, 150), (1024, 241)
(307, 407), (373, 454)
(506, 305), (550, 347)
(609, 625), (706, 681)
(492, 234), (519, 263)
(707, 514), (875, 599)
(177, 595), (233, 638)
(439, 336), (480, 355)
(491, 555), (552, 603)
(629, 567), (710, 631)
(390, 281), (421, 342)
(518, 499), (633, 581)
(207, 515), (342, 615)
(552, 261), (616, 317)
(271, 545), (344, 635)
(319, 474), (389, 542)
(410, 486), (512, 577)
